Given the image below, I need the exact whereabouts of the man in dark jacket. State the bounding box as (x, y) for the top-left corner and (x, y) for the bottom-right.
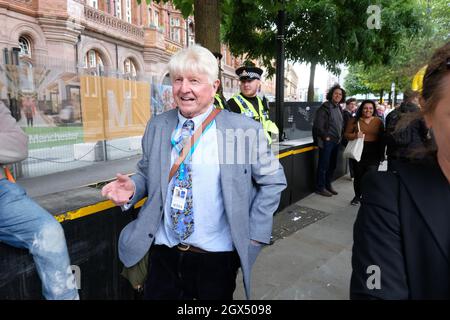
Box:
(312, 84), (345, 197)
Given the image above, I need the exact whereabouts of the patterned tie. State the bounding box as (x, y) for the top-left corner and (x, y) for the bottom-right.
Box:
(170, 119), (195, 241)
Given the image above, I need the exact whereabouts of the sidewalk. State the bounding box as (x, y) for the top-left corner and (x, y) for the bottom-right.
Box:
(18, 154), (359, 300)
(234, 175), (358, 300)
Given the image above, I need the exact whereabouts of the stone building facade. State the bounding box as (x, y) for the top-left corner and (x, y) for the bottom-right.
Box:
(0, 0), (251, 113)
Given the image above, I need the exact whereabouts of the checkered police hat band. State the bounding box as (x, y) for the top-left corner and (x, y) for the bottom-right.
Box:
(240, 72), (260, 79)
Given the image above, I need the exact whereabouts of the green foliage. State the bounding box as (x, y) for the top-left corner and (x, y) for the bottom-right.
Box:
(223, 0), (423, 77)
(138, 0), (447, 97)
(345, 0), (449, 95)
(222, 0), (278, 74)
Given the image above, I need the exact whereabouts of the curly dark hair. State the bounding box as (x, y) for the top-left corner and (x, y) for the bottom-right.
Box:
(326, 84), (346, 104)
(355, 100), (377, 120)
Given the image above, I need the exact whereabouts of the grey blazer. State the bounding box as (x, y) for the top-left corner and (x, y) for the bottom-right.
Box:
(118, 108), (287, 299)
(0, 102), (28, 179)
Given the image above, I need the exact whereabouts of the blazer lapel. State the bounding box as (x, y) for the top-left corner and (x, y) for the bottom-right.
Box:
(160, 111), (178, 206)
(397, 162), (450, 264)
(216, 112), (234, 222)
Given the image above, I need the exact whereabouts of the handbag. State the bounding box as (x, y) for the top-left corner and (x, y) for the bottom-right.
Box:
(343, 120), (365, 162)
(120, 109), (221, 291)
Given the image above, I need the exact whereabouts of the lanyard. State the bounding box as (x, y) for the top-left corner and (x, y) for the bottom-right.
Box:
(170, 120), (215, 181)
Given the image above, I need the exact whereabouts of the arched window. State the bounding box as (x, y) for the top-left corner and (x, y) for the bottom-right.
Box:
(84, 49), (104, 75)
(19, 36), (31, 58)
(162, 73), (171, 86)
(124, 58), (137, 79)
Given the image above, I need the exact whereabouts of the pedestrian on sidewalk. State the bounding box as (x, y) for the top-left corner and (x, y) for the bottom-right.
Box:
(344, 100), (385, 206)
(342, 98), (358, 180)
(351, 42), (450, 299)
(312, 84), (345, 197)
(22, 95), (36, 127)
(102, 45), (286, 300)
(0, 101), (79, 300)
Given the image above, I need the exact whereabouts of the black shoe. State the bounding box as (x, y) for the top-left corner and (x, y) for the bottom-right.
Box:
(326, 186), (338, 195)
(268, 236), (275, 245)
(316, 189), (333, 197)
(350, 197), (360, 206)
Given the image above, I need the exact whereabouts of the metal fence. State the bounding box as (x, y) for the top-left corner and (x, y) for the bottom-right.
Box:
(1, 60), (175, 178)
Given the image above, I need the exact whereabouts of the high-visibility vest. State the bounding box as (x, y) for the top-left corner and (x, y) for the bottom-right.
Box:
(231, 94), (279, 144)
(214, 94), (225, 110)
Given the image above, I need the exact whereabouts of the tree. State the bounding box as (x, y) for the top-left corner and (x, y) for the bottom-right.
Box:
(344, 63), (406, 102)
(345, 0), (449, 99)
(223, 0), (423, 101)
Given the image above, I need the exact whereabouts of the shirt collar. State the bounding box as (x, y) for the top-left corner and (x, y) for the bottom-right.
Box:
(177, 104), (215, 130)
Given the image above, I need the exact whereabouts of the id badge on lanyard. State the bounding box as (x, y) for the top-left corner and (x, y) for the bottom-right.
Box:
(171, 186), (187, 210)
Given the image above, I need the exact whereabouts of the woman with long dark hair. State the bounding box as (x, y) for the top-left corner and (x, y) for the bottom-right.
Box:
(344, 100), (384, 205)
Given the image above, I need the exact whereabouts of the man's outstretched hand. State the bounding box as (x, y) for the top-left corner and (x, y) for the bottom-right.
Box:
(101, 173), (135, 206)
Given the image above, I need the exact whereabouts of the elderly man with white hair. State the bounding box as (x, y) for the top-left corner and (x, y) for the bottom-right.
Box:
(102, 44), (286, 300)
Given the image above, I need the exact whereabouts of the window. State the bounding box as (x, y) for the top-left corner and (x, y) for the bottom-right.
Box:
(88, 0), (98, 9)
(20, 60), (34, 92)
(124, 58), (137, 79)
(125, 0), (131, 23)
(188, 22), (195, 46)
(89, 50), (96, 67)
(170, 17), (180, 42)
(115, 0), (122, 19)
(154, 10), (159, 27)
(84, 50), (104, 75)
(147, 7), (152, 27)
(19, 36), (31, 58)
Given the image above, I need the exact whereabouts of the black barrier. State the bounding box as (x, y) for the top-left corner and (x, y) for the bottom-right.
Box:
(0, 187), (137, 300)
(269, 101), (322, 141)
(0, 140), (347, 299)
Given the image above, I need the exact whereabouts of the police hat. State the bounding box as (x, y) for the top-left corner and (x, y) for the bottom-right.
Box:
(236, 66), (263, 81)
(212, 52), (223, 60)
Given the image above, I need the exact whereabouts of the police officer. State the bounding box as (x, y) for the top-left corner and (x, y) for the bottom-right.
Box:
(227, 66), (278, 144)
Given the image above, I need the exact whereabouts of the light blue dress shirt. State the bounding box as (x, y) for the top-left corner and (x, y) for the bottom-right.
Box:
(153, 105), (233, 252)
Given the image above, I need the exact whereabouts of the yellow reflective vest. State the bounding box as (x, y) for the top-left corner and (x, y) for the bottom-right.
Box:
(214, 94), (225, 110)
(231, 94), (279, 144)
